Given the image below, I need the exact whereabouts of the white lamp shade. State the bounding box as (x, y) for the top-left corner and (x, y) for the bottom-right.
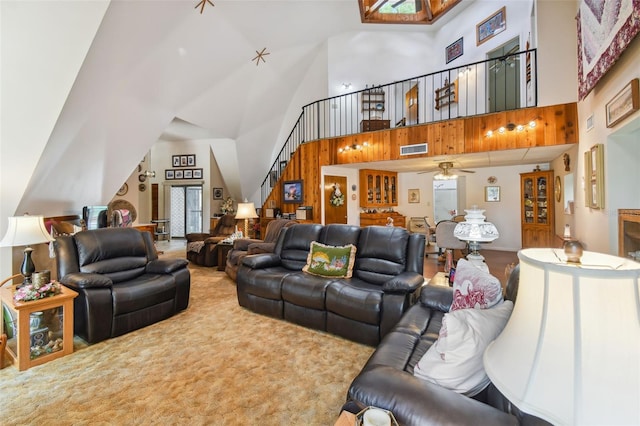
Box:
(454, 207), (499, 242)
(235, 203), (258, 220)
(0, 215), (54, 247)
(484, 248), (640, 425)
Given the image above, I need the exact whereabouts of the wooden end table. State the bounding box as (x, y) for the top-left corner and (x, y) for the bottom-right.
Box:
(1, 285), (77, 371)
(217, 242), (234, 271)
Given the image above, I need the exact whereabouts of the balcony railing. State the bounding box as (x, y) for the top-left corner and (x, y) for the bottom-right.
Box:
(261, 49), (538, 203)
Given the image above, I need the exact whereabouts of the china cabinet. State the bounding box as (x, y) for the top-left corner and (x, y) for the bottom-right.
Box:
(359, 169), (398, 208)
(520, 170), (555, 248)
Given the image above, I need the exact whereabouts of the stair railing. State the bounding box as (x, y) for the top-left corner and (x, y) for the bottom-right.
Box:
(261, 49), (537, 203)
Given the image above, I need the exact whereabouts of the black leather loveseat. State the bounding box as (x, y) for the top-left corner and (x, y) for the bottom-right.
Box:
(54, 228), (191, 344)
(342, 265), (548, 425)
(236, 223), (425, 346)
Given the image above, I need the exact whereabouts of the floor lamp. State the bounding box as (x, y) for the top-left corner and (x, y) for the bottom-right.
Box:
(235, 202), (258, 238)
(484, 248), (640, 425)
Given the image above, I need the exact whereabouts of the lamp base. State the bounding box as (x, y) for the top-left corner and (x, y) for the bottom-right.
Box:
(466, 253), (489, 272)
(20, 246), (35, 285)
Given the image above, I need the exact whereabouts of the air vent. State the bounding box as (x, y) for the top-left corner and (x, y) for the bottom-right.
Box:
(400, 143), (428, 156)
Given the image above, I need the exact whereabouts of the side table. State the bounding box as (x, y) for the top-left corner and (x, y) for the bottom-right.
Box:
(1, 285), (78, 371)
(217, 242), (234, 272)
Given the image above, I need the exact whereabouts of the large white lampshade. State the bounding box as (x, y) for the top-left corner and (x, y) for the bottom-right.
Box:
(0, 215), (54, 285)
(484, 248), (640, 425)
(235, 202), (258, 237)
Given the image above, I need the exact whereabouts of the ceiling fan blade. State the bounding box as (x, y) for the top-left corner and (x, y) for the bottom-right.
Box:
(459, 169), (476, 173)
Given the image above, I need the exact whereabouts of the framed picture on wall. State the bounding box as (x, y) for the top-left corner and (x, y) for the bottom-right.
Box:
(180, 156), (188, 167)
(187, 154), (196, 166)
(283, 180), (303, 204)
(184, 169), (193, 179)
(485, 186), (501, 202)
(175, 170), (184, 179)
(193, 168), (203, 179)
(446, 37), (463, 64)
(165, 170), (174, 180)
(408, 189), (420, 203)
(172, 156), (180, 167)
(606, 78), (639, 128)
(213, 188), (223, 200)
(476, 7), (506, 46)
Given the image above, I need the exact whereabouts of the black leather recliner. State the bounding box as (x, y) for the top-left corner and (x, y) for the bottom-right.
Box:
(237, 223), (425, 346)
(54, 228), (191, 344)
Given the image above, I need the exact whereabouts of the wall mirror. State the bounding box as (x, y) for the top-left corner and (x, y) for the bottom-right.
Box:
(564, 173), (575, 214)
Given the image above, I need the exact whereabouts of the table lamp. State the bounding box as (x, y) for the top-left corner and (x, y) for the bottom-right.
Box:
(453, 206), (499, 271)
(0, 214), (54, 285)
(235, 202), (258, 238)
(484, 248), (640, 425)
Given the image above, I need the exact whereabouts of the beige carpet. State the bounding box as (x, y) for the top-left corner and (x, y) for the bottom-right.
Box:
(0, 252), (373, 425)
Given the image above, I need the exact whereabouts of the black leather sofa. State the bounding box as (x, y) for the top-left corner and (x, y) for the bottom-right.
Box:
(236, 223), (425, 346)
(343, 265), (548, 426)
(54, 228), (191, 344)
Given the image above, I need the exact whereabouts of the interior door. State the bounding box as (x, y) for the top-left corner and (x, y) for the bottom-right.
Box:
(405, 83), (419, 125)
(324, 175), (347, 224)
(487, 37), (520, 112)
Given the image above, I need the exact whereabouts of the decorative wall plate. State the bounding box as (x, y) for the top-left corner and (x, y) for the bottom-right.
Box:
(116, 183), (128, 196)
(555, 176), (562, 202)
(487, 176), (497, 184)
(139, 183), (146, 192)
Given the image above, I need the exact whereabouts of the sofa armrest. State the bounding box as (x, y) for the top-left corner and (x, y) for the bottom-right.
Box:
(382, 272), (424, 294)
(59, 272), (113, 290)
(204, 236), (227, 244)
(348, 365), (518, 426)
(186, 232), (210, 242)
(241, 253), (282, 269)
(232, 238), (262, 251)
(146, 258), (188, 274)
(419, 285), (453, 312)
(247, 242), (276, 254)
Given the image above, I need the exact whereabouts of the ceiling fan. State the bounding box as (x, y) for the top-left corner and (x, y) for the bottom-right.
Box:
(418, 161), (476, 179)
(489, 44), (520, 71)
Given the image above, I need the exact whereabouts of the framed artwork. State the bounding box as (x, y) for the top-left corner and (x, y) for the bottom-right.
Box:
(485, 186), (501, 202)
(180, 156), (188, 167)
(283, 180), (303, 203)
(269, 171), (278, 187)
(476, 7), (506, 46)
(184, 169), (193, 179)
(193, 168), (203, 179)
(187, 154), (196, 166)
(588, 144), (605, 209)
(577, 1), (640, 100)
(172, 156), (181, 167)
(445, 37), (463, 64)
(175, 170), (184, 179)
(606, 78), (639, 128)
(279, 160), (288, 175)
(165, 170), (175, 180)
(408, 189), (420, 203)
(213, 188), (223, 200)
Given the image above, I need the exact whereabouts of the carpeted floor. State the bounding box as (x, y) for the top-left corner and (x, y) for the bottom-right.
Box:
(0, 252), (373, 425)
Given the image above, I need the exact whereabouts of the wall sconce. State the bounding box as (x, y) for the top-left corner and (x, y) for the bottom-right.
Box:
(338, 141), (369, 153)
(486, 120), (536, 137)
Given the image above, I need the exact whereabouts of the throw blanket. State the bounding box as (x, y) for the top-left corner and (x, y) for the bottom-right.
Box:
(187, 241), (205, 253)
(112, 209), (132, 227)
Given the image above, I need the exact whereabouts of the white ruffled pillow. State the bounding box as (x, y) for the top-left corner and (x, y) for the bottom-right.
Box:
(450, 259), (503, 311)
(413, 301), (513, 396)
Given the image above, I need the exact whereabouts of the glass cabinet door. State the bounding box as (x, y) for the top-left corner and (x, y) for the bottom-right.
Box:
(536, 176), (548, 224)
(523, 177), (534, 223)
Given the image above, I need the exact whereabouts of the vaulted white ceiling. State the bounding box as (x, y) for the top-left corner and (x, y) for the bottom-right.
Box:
(4, 0), (477, 216)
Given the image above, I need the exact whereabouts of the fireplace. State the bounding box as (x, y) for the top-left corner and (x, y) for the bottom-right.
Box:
(618, 209), (640, 259)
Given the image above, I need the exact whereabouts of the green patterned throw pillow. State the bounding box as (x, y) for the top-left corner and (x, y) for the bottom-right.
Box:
(302, 241), (357, 278)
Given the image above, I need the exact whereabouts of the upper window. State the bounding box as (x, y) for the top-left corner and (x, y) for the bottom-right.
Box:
(358, 0), (461, 24)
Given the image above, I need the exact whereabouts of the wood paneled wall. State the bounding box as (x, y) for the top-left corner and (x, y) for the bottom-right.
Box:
(262, 102), (578, 223)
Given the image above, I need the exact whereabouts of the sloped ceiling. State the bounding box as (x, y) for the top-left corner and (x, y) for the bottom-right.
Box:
(12, 0), (474, 215)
